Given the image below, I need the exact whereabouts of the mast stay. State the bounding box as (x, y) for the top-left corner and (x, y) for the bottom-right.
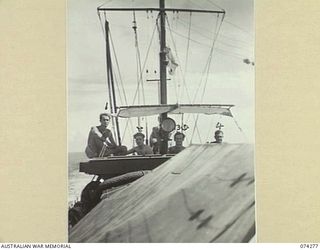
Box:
(105, 20), (122, 145)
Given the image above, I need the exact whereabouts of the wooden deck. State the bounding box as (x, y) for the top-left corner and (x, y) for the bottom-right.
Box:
(69, 143), (255, 243)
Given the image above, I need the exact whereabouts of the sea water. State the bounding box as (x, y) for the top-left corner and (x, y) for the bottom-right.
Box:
(68, 152), (92, 207)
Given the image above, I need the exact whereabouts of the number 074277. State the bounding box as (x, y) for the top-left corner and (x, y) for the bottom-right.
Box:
(300, 244), (319, 248)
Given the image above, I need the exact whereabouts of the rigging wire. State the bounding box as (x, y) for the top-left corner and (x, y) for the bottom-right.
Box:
(166, 27), (249, 60)
(189, 11), (219, 106)
(97, 13), (135, 142)
(132, 11), (149, 139)
(176, 18), (252, 53)
(205, 115), (216, 142)
(109, 33), (130, 108)
(131, 19), (158, 106)
(96, 6), (250, 145)
(170, 12), (179, 104)
(185, 13), (220, 118)
(200, 14), (225, 101)
(171, 11), (181, 102)
(232, 113), (248, 142)
(112, 68), (124, 105)
(104, 21), (118, 142)
(224, 20), (254, 38)
(177, 16), (253, 46)
(189, 13), (225, 143)
(118, 15), (159, 141)
(188, 0), (206, 10)
(165, 15), (202, 143)
(165, 16), (192, 103)
(97, 11), (118, 139)
(106, 19), (136, 142)
(97, 0), (113, 10)
(205, 0), (224, 11)
(206, 0), (253, 38)
(132, 12), (143, 122)
(184, 12), (192, 81)
(97, 11), (106, 38)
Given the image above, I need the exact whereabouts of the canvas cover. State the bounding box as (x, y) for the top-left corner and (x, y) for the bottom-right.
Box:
(117, 104), (233, 118)
(69, 143), (255, 243)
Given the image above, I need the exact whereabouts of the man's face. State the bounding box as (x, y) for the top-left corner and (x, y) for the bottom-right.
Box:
(214, 132), (223, 143)
(175, 134), (184, 146)
(100, 115), (110, 127)
(135, 136), (144, 146)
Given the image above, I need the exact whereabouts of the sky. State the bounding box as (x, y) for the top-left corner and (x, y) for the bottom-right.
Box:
(68, 0), (254, 152)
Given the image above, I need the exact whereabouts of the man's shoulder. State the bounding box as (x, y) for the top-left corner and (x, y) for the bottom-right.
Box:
(168, 146), (177, 153)
(144, 145), (153, 150)
(90, 126), (101, 135)
(96, 125), (110, 131)
(142, 145), (153, 154)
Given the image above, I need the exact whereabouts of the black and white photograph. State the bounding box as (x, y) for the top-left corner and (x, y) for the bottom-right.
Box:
(68, 0), (255, 243)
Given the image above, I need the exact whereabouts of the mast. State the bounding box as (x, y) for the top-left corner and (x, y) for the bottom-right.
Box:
(159, 0), (168, 154)
(105, 20), (122, 145)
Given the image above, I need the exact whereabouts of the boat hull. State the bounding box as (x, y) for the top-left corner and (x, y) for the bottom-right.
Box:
(80, 155), (172, 179)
